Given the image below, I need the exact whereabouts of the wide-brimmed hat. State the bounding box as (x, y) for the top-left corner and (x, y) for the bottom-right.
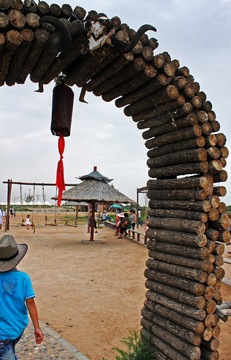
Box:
(0, 235), (28, 272)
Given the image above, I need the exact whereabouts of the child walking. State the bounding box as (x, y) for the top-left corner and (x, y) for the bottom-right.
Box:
(0, 234), (44, 359)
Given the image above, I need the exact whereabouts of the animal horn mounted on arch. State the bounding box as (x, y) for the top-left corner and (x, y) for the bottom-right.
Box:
(111, 24), (157, 53)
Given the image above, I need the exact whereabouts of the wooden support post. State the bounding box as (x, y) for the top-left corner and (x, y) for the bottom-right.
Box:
(90, 201), (95, 241)
(5, 179), (12, 231)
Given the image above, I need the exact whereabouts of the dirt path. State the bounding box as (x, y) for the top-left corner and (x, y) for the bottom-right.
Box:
(2, 212), (231, 359)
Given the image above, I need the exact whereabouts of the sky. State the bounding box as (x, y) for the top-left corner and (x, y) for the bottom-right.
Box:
(0, 0), (231, 206)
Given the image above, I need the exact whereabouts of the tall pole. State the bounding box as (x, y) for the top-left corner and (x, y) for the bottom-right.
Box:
(136, 189), (139, 229)
(5, 179), (12, 231)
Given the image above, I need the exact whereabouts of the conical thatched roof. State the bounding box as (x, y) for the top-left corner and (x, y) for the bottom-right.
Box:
(78, 168), (113, 183)
(59, 179), (134, 204)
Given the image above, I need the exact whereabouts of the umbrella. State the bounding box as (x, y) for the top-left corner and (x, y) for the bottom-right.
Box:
(110, 203), (123, 209)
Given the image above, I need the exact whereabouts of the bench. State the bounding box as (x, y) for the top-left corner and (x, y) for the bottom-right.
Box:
(104, 221), (147, 246)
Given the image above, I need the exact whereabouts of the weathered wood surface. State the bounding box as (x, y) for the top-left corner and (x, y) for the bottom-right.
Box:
(144, 299), (205, 334)
(148, 208), (208, 223)
(147, 241), (209, 260)
(149, 199), (211, 212)
(146, 258), (208, 283)
(147, 188), (207, 201)
(145, 280), (206, 309)
(147, 216), (206, 234)
(148, 161), (209, 179)
(147, 176), (208, 189)
(147, 148), (207, 169)
(148, 250), (213, 272)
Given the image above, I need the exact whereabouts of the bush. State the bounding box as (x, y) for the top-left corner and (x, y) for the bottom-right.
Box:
(102, 330), (154, 360)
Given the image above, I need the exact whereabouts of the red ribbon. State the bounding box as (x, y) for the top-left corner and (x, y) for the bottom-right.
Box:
(56, 136), (66, 207)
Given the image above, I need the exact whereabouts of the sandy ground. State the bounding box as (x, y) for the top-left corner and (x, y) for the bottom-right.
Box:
(1, 212), (231, 360)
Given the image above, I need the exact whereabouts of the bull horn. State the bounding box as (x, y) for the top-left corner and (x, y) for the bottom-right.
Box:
(111, 24), (157, 53)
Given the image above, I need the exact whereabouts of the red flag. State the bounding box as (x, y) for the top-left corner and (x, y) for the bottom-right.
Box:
(56, 136), (66, 206)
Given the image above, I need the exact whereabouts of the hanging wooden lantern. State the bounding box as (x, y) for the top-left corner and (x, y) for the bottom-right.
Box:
(51, 80), (74, 137)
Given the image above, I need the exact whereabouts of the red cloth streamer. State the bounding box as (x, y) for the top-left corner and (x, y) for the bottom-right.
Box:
(56, 136), (66, 206)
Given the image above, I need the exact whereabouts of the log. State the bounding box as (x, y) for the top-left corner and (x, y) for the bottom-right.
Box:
(65, 45), (119, 87)
(198, 91), (207, 103)
(25, 13), (40, 29)
(145, 124), (202, 148)
(210, 214), (229, 230)
(148, 37), (159, 50)
(213, 170), (227, 183)
(147, 216), (206, 235)
(207, 273), (218, 287)
(37, 0), (50, 16)
(203, 101), (212, 112)
(153, 53), (165, 68)
(23, 0), (37, 13)
(217, 230), (230, 243)
(16, 28), (50, 84)
(144, 299), (205, 334)
(142, 113), (198, 139)
(213, 186), (226, 197)
(9, 0), (23, 10)
(148, 250), (213, 272)
(49, 3), (61, 17)
(207, 147), (221, 160)
(41, 34), (88, 84)
(8, 9), (25, 29)
(205, 229), (219, 241)
(141, 326), (189, 360)
(216, 133), (226, 147)
(205, 134), (217, 148)
(141, 45), (154, 61)
(0, 33), (5, 59)
(102, 64), (157, 102)
(212, 326), (221, 339)
(132, 95), (186, 121)
(218, 202), (227, 214)
(146, 258), (207, 283)
(191, 95), (202, 108)
(214, 255), (224, 266)
(93, 57), (146, 96)
(85, 52), (134, 91)
(213, 242), (225, 256)
(61, 4), (72, 18)
(149, 199), (211, 212)
(202, 122), (213, 136)
(0, 0), (9, 11)
(145, 280), (206, 309)
(30, 32), (64, 83)
(220, 146), (229, 158)
(6, 28), (34, 86)
(124, 85), (179, 116)
(0, 12), (9, 29)
(147, 241), (209, 260)
(148, 208), (208, 223)
(208, 110), (216, 121)
(211, 120), (220, 132)
(147, 188), (207, 201)
(181, 83), (197, 98)
(202, 328), (213, 341)
(176, 66), (189, 76)
(115, 73), (169, 108)
(147, 176), (208, 190)
(171, 75), (187, 89)
(205, 300), (217, 314)
(205, 240), (216, 254)
(147, 136), (205, 158)
(213, 266), (225, 280)
(148, 161), (209, 179)
(163, 61), (177, 77)
(73, 5), (86, 20)
(214, 288), (222, 302)
(137, 103), (193, 130)
(0, 29), (22, 85)
(146, 290), (206, 319)
(204, 314), (219, 328)
(141, 313), (201, 353)
(219, 157), (227, 168)
(204, 286), (215, 300)
(208, 195), (220, 209)
(208, 208), (219, 221)
(147, 149), (207, 169)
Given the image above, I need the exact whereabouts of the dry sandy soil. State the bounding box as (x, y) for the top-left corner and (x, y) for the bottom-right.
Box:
(1, 212), (231, 360)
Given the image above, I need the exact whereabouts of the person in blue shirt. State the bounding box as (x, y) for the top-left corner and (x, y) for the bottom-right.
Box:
(0, 234), (44, 359)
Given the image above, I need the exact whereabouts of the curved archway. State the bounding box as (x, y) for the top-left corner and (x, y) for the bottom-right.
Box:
(0, 2), (229, 359)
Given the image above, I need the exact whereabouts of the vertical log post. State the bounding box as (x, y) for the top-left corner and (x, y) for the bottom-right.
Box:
(5, 179), (12, 231)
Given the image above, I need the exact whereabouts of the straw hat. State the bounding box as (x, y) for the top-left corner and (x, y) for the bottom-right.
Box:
(0, 235), (28, 272)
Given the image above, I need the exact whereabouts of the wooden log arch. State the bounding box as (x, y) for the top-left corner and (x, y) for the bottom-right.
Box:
(0, 2), (229, 359)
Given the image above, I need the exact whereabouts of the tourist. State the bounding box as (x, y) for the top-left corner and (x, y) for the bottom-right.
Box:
(138, 209), (143, 226)
(118, 213), (131, 239)
(114, 210), (123, 236)
(25, 214), (31, 230)
(102, 210), (112, 222)
(0, 234), (43, 359)
(129, 209), (136, 230)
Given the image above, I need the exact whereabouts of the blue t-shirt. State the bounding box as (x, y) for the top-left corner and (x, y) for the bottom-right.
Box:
(0, 269), (35, 340)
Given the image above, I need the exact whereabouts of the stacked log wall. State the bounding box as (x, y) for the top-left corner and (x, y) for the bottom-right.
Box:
(0, 2), (228, 359)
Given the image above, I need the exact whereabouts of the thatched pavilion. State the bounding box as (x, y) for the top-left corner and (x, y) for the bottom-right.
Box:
(59, 167), (134, 240)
